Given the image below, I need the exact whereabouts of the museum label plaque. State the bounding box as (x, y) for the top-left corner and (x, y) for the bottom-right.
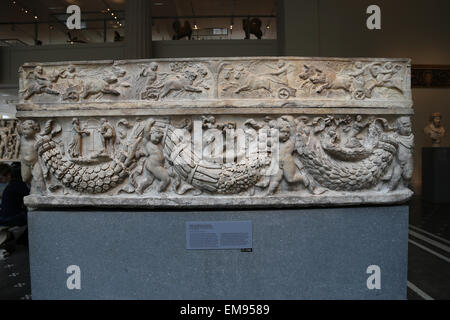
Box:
(186, 220), (252, 250)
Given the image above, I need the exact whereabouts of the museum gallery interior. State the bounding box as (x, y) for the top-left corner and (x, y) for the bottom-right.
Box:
(0, 0), (449, 301)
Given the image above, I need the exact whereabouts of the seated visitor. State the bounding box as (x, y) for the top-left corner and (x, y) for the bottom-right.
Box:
(0, 163), (11, 200)
(0, 164), (30, 227)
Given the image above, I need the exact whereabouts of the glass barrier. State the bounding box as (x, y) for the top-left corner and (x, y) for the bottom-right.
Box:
(0, 14), (275, 45)
(0, 11), (125, 46)
(152, 16), (276, 41)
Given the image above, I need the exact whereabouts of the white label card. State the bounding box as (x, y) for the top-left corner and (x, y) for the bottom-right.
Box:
(186, 220), (252, 250)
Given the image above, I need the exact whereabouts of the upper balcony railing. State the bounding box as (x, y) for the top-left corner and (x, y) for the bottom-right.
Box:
(0, 11), (276, 46)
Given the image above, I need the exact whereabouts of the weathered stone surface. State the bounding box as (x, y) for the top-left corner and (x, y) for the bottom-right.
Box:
(0, 119), (20, 161)
(16, 57), (414, 209)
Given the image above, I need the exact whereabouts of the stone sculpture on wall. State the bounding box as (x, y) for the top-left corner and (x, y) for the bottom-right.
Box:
(16, 57), (414, 209)
(424, 112), (445, 147)
(0, 119), (21, 161)
(68, 118), (89, 158)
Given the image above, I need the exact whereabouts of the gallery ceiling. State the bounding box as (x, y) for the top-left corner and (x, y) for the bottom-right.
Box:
(0, 0), (276, 24)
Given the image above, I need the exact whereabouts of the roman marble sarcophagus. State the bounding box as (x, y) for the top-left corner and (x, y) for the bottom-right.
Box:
(16, 57), (414, 208)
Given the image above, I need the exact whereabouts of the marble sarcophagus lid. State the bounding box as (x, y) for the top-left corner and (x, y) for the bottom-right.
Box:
(16, 57), (414, 209)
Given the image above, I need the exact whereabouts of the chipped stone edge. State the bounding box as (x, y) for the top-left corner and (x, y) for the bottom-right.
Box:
(24, 189), (413, 210)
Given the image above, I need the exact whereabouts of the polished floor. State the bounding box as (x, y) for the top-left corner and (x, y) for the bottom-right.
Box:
(0, 196), (449, 300)
(406, 196), (450, 300)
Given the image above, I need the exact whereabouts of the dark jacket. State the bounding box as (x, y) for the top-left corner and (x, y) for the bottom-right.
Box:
(0, 181), (30, 227)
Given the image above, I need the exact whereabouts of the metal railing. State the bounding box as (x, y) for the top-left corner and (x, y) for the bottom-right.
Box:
(0, 12), (276, 45)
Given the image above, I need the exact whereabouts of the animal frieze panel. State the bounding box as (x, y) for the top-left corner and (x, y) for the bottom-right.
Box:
(18, 114), (413, 202)
(218, 59), (410, 101)
(19, 64), (130, 103)
(138, 62), (214, 101)
(18, 58), (411, 105)
(19, 61), (215, 103)
(218, 60), (299, 100)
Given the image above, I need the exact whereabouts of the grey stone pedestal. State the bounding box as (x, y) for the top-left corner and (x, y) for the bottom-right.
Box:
(422, 147), (450, 203)
(28, 206), (408, 300)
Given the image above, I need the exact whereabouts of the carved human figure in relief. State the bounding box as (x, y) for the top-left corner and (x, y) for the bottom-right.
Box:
(267, 60), (290, 86)
(387, 117), (414, 190)
(98, 118), (116, 156)
(4, 121), (14, 159)
(68, 118), (90, 158)
(424, 112), (445, 147)
(22, 66), (60, 100)
(356, 62), (403, 99)
(136, 119), (170, 193)
(18, 120), (45, 193)
(258, 116), (306, 194)
(117, 118), (132, 140)
(141, 62), (159, 87)
(11, 121), (21, 159)
(0, 120), (9, 158)
(343, 115), (371, 148)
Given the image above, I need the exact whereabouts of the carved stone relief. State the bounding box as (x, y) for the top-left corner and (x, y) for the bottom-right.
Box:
(0, 119), (20, 161)
(16, 57), (414, 209)
(18, 57), (411, 105)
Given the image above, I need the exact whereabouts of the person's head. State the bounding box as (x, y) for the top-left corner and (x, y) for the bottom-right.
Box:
(19, 120), (40, 139)
(150, 127), (164, 144)
(277, 60), (285, 68)
(354, 62), (363, 69)
(0, 164), (12, 183)
(431, 112), (442, 127)
(34, 66), (43, 74)
(9, 165), (22, 182)
(396, 117), (412, 136)
(150, 62), (158, 72)
(278, 121), (291, 142)
(384, 62), (393, 70)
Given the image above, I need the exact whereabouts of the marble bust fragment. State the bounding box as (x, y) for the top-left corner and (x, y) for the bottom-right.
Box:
(424, 112), (445, 147)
